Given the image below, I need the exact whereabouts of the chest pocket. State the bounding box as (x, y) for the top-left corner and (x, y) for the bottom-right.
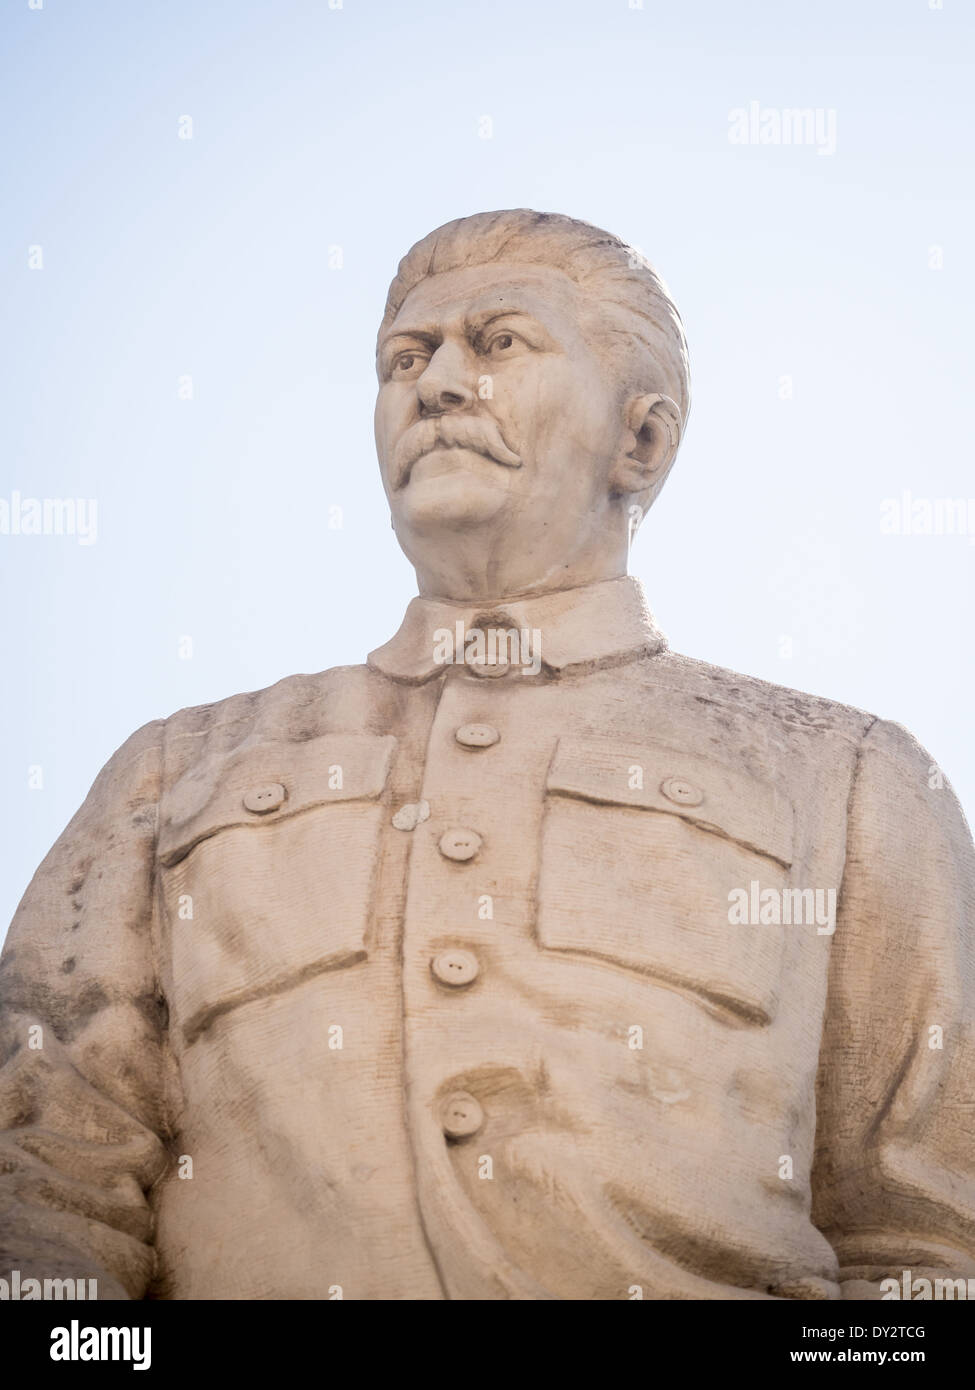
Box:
(158, 732), (396, 1043)
(536, 737), (795, 1025)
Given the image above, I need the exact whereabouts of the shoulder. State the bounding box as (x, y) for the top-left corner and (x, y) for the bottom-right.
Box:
(650, 648), (880, 744)
(98, 664), (383, 794)
(648, 653), (970, 838)
(157, 663), (380, 770)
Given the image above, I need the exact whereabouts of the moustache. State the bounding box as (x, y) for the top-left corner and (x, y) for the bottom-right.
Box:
(392, 414), (522, 487)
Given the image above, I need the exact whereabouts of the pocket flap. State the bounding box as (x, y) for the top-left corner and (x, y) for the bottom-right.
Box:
(545, 736), (794, 869)
(159, 732), (396, 866)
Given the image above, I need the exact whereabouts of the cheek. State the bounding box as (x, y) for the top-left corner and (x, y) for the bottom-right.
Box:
(505, 361), (618, 463)
(374, 388), (409, 461)
(493, 363), (567, 445)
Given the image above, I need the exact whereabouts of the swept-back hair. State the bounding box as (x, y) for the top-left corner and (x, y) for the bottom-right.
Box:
(378, 208), (690, 426)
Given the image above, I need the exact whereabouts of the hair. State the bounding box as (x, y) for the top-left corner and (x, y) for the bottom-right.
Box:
(378, 208), (691, 428)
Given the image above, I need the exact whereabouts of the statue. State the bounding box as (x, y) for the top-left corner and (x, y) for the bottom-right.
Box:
(2, 210), (973, 1301)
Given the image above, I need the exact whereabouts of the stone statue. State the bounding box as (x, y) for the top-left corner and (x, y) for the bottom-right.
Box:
(2, 210), (973, 1302)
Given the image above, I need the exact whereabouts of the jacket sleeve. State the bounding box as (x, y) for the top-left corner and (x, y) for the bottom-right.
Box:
(0, 720), (176, 1300)
(812, 717), (975, 1299)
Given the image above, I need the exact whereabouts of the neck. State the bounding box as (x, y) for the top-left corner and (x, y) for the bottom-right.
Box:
(414, 551), (627, 604)
(406, 522), (631, 604)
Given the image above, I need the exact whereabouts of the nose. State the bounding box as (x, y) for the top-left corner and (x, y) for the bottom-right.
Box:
(417, 342), (475, 415)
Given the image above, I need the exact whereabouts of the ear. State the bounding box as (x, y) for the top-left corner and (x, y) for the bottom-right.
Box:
(609, 393), (682, 498)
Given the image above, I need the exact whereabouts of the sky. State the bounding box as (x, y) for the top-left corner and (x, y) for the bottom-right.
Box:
(1, 0), (973, 942)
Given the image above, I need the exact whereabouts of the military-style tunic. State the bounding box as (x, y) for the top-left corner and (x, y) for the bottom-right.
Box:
(2, 577), (973, 1299)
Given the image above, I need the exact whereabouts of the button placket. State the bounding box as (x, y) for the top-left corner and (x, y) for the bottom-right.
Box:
(400, 675), (545, 1184)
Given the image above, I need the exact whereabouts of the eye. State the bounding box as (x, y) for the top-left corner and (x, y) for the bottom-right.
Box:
(484, 330), (527, 357)
(391, 350), (429, 378)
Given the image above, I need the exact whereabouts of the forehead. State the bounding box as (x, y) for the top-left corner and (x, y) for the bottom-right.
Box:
(385, 261), (586, 337)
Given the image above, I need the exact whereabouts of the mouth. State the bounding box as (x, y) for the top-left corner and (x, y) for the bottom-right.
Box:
(393, 417), (522, 487)
(408, 445), (518, 484)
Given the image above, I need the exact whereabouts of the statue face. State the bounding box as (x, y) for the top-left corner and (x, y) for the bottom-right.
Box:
(374, 261), (630, 582)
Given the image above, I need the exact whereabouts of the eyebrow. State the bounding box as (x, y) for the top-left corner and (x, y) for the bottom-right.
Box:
(380, 306), (549, 350)
(465, 307), (545, 335)
(380, 327), (439, 350)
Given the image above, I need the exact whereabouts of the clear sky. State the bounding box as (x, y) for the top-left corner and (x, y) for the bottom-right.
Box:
(2, 0), (973, 942)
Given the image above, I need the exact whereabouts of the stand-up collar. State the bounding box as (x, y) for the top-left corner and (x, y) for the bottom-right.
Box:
(367, 576), (667, 684)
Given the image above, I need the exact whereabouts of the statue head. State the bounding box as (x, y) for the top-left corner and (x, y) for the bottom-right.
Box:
(375, 209), (690, 600)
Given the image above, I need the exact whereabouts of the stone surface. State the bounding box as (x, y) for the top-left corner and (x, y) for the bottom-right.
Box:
(1, 210), (973, 1301)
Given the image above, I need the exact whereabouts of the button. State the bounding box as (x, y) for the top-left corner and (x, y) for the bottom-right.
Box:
(465, 650), (511, 678)
(660, 776), (704, 807)
(243, 782), (286, 814)
(431, 949), (480, 987)
(455, 723), (500, 749)
(391, 800), (430, 831)
(438, 827), (482, 861)
(441, 1091), (484, 1140)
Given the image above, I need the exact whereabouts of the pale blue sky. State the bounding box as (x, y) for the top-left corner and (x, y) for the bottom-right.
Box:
(2, 0), (973, 941)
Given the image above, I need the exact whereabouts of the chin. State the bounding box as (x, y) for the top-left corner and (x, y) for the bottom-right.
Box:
(395, 470), (511, 534)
